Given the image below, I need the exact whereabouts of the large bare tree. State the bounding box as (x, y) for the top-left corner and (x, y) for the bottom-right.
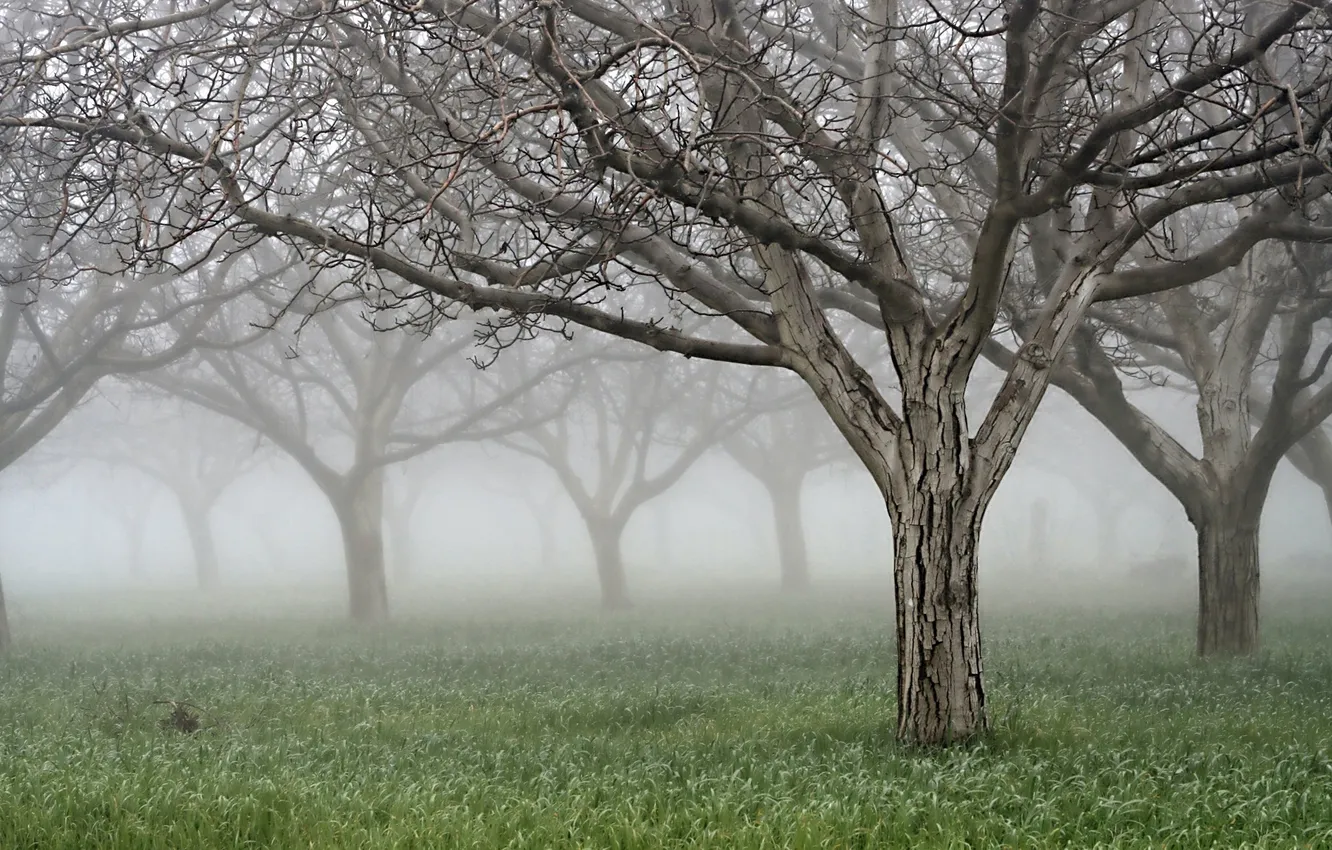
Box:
(5, 0), (1331, 741)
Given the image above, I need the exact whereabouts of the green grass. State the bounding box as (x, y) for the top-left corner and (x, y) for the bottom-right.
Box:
(2, 591), (1332, 848)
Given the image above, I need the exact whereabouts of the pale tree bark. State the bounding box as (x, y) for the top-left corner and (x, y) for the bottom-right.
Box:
(724, 387), (838, 592)
(142, 299), (568, 622)
(384, 469), (430, 583)
(502, 352), (749, 609)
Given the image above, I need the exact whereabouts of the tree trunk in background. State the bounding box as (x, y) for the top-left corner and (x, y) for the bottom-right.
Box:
(0, 572), (9, 653)
(588, 518), (630, 610)
(768, 478), (810, 592)
(181, 499), (220, 589)
(1194, 495), (1262, 656)
(336, 470), (389, 624)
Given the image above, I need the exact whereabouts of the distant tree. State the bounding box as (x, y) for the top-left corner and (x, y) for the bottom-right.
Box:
(0, 166), (258, 646)
(79, 403), (264, 587)
(500, 348), (755, 609)
(144, 293), (570, 622)
(724, 378), (846, 592)
(1047, 239), (1332, 655)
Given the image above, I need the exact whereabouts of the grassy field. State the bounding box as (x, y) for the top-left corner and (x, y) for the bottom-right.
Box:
(2, 586), (1332, 848)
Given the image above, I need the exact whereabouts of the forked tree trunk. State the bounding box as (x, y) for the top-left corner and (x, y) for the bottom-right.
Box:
(0, 571), (9, 653)
(181, 501), (220, 589)
(336, 471), (389, 624)
(588, 518), (630, 610)
(1193, 496), (1262, 656)
(768, 479), (810, 592)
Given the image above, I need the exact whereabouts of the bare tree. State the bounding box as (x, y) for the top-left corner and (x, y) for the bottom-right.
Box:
(1046, 239), (1332, 655)
(80, 402), (264, 587)
(5, 0), (1331, 740)
(724, 379), (847, 591)
(0, 184), (256, 646)
(500, 349), (751, 609)
(144, 296), (568, 622)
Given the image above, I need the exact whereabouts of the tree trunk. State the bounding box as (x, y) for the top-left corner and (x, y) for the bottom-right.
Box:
(588, 519), (631, 610)
(0, 571), (9, 653)
(181, 500), (220, 589)
(886, 395), (988, 746)
(889, 492), (986, 745)
(1194, 498), (1261, 656)
(336, 471), (389, 624)
(1192, 379), (1265, 657)
(768, 478), (810, 592)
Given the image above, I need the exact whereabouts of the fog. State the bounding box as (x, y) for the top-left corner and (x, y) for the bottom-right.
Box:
(3, 370), (1325, 619)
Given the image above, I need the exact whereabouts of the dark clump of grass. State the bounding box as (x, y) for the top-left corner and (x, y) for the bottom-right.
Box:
(1, 592), (1331, 848)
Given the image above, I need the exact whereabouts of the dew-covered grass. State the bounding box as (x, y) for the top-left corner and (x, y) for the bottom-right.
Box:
(2, 585), (1332, 848)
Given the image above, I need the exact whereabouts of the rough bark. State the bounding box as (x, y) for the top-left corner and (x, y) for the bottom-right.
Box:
(588, 518), (631, 610)
(768, 479), (810, 592)
(180, 499), (220, 589)
(885, 392), (988, 745)
(889, 482), (986, 745)
(0, 571), (9, 653)
(336, 470), (389, 624)
(1195, 499), (1261, 656)
(1192, 373), (1263, 656)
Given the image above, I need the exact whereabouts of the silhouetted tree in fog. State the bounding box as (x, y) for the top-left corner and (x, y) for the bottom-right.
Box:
(144, 292), (570, 622)
(724, 377), (846, 592)
(81, 404), (264, 588)
(500, 346), (756, 609)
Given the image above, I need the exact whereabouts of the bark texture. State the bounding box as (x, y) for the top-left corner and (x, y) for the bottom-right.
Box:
(1195, 502), (1261, 656)
(886, 400), (988, 745)
(337, 472), (389, 624)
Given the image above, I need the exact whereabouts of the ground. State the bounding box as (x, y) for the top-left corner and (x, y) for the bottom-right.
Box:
(1, 582), (1331, 848)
